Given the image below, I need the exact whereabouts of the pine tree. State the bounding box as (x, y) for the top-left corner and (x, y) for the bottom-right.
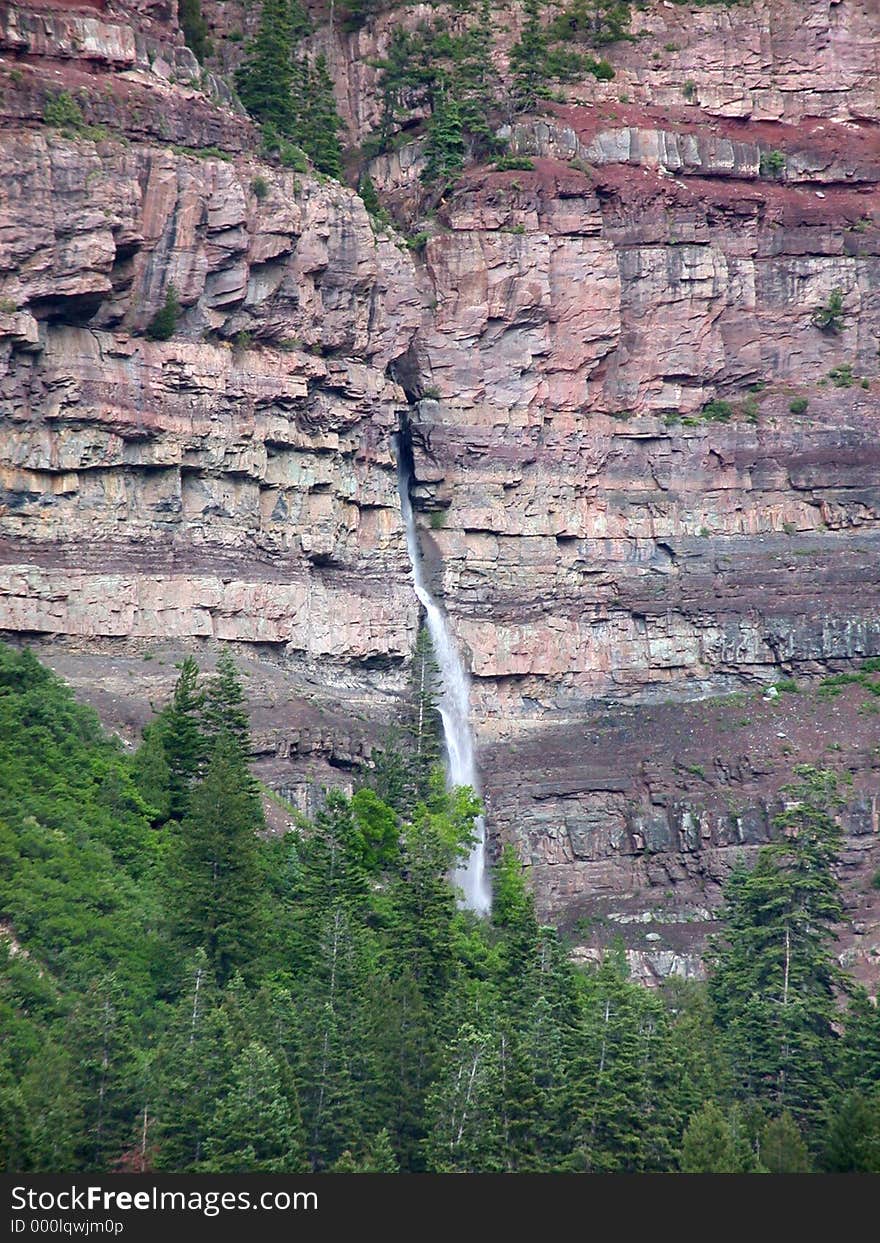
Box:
(760, 1110), (811, 1172)
(822, 1091), (880, 1173)
(150, 951), (233, 1170)
(493, 844), (540, 980)
(423, 1018), (506, 1172)
(69, 974), (141, 1170)
(179, 0), (210, 62)
(202, 651), (251, 753)
(401, 626), (442, 804)
(236, 0), (299, 136)
(449, 2), (503, 165)
(570, 947), (686, 1172)
(709, 766), (845, 1125)
(549, 0), (632, 46)
(131, 725), (171, 823)
(237, 1), (343, 178)
(172, 735), (265, 982)
(145, 285), (180, 341)
(301, 54), (344, 178)
(156, 656), (205, 821)
(839, 987), (880, 1095)
(422, 91), (465, 186)
(510, 0), (551, 114)
(680, 1101), (740, 1173)
(203, 1042), (304, 1173)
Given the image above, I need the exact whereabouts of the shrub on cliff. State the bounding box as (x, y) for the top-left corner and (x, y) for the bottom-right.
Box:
(144, 284), (181, 341)
(548, 0), (633, 46)
(812, 288), (845, 333)
(43, 91), (85, 131)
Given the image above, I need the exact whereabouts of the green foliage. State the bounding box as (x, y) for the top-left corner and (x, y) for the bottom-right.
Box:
(251, 175), (269, 200)
(709, 767), (845, 1126)
(760, 1110), (811, 1172)
(789, 396), (809, 415)
(817, 668), (880, 700)
(145, 285), (181, 342)
(179, 0), (210, 63)
(759, 149), (786, 178)
(1, 645), (877, 1174)
(171, 733), (265, 983)
(43, 91), (85, 130)
(423, 93), (465, 185)
(368, 625), (444, 810)
(548, 0), (632, 46)
(812, 288), (845, 333)
(151, 655), (205, 819)
(495, 156), (536, 172)
(358, 173), (383, 218)
(828, 362), (855, 387)
(701, 399), (733, 422)
(822, 1091), (880, 1173)
(510, 0), (552, 113)
(203, 1042), (304, 1172)
(680, 1101), (743, 1172)
(237, 1), (343, 178)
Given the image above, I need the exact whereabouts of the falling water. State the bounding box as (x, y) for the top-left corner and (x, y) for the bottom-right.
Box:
(394, 435), (492, 915)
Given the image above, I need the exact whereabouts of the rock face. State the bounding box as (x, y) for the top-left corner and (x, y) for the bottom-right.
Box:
(0, 0), (425, 804)
(1, 0), (879, 989)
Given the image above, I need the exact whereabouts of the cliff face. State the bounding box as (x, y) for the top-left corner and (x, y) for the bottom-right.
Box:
(0, 0), (425, 807)
(1, 0), (879, 988)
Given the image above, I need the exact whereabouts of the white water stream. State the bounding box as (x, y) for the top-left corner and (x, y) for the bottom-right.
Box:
(395, 437), (492, 915)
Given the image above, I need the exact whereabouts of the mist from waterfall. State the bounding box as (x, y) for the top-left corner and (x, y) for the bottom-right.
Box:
(394, 435), (492, 916)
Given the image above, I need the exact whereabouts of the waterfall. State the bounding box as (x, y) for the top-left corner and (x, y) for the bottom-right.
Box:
(394, 434), (492, 916)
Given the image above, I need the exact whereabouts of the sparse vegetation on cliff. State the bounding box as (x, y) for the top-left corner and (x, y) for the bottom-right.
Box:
(813, 287), (846, 333)
(371, 0), (626, 188)
(144, 284), (181, 341)
(179, 0), (211, 63)
(236, 0), (344, 178)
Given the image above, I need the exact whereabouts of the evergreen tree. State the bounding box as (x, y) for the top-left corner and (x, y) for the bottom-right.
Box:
(423, 92), (465, 187)
(172, 734), (264, 982)
(822, 1091), (880, 1173)
(454, 1), (502, 163)
(570, 947), (686, 1172)
(839, 987), (880, 1095)
(203, 1042), (304, 1173)
(131, 724), (171, 823)
(493, 845), (540, 980)
(202, 651), (251, 753)
(156, 656), (205, 821)
(179, 0), (210, 62)
(680, 1101), (740, 1173)
(236, 0), (300, 135)
(760, 1110), (811, 1173)
(301, 55), (345, 179)
(709, 767), (845, 1125)
(548, 0), (632, 46)
(150, 951), (232, 1170)
(236, 1), (343, 178)
(145, 285), (180, 342)
(401, 626), (443, 804)
(69, 974), (141, 1170)
(510, 0), (551, 114)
